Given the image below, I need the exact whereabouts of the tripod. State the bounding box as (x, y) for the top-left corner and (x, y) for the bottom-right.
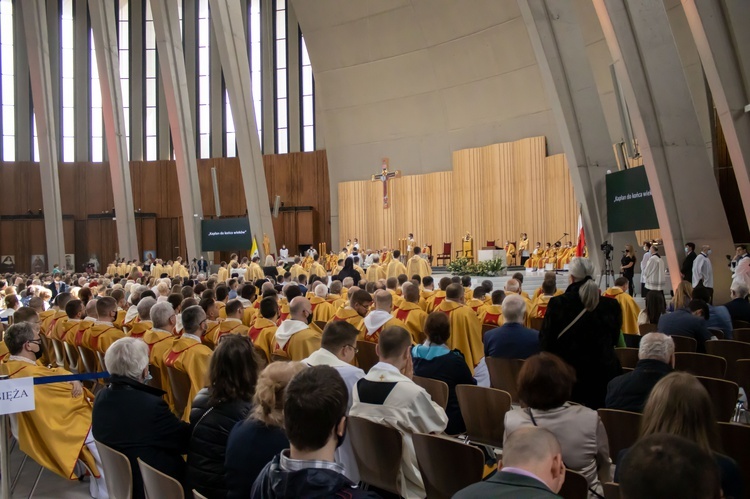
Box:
(598, 255), (615, 289)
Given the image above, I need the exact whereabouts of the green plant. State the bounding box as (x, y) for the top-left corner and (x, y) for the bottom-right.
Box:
(446, 257), (505, 276)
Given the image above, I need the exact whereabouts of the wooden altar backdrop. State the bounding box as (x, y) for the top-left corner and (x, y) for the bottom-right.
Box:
(338, 136), (580, 256)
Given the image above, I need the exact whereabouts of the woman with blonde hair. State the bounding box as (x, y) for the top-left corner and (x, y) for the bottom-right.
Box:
(668, 280), (693, 312)
(224, 361), (306, 499)
(615, 372), (742, 498)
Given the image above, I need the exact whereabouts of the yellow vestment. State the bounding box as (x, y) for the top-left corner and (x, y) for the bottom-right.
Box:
(435, 300), (483, 374)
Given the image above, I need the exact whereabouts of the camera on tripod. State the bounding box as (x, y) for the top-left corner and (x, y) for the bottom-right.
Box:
(600, 241), (614, 260)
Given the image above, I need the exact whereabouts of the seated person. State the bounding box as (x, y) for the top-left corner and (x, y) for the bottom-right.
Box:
(723, 279), (750, 324)
(484, 294), (540, 359)
(252, 366), (379, 498)
(657, 299), (712, 352)
(273, 297), (321, 361)
(618, 433), (721, 499)
(478, 290), (504, 327)
(412, 312), (476, 434)
(93, 337), (190, 499)
(504, 353), (610, 496)
(350, 326), (448, 498)
(638, 290), (666, 326)
(693, 284), (733, 339)
(605, 333), (674, 412)
(529, 279), (557, 319)
(4, 322), (108, 498)
(615, 372), (742, 499)
(454, 427), (565, 498)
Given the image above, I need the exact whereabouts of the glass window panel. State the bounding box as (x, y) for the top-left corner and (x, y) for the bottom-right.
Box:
(0, 20), (12, 46)
(62, 138), (74, 161)
(251, 45), (261, 68)
(198, 0), (209, 18)
(276, 69), (287, 98)
(92, 138), (103, 162)
(91, 87), (102, 108)
(3, 136), (14, 161)
(1, 45), (12, 70)
(121, 81), (130, 107)
(226, 133), (235, 157)
(276, 0), (286, 11)
(145, 23), (155, 47)
(275, 13), (285, 39)
(277, 98), (287, 128)
(198, 19), (209, 46)
(92, 113), (102, 137)
(2, 106), (13, 134)
(119, 55), (128, 76)
(146, 50), (156, 76)
(276, 40), (286, 69)
(303, 96), (313, 126)
(198, 47), (209, 74)
(62, 78), (74, 102)
(146, 107), (157, 131)
(146, 78), (156, 103)
(1, 75), (13, 102)
(200, 105), (210, 131)
(119, 0), (129, 20)
(303, 126), (314, 151)
(199, 76), (209, 104)
(301, 38), (310, 66)
(252, 76), (261, 100)
(277, 130), (287, 154)
(200, 134), (209, 158)
(63, 109), (75, 134)
(123, 108), (130, 135)
(61, 48), (74, 71)
(302, 66), (313, 94)
(145, 0), (153, 20)
(146, 137), (157, 160)
(61, 22), (73, 48)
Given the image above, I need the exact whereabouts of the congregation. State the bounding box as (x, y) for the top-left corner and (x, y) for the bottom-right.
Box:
(0, 246), (747, 499)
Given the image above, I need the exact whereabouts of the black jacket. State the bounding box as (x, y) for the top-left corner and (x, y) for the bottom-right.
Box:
(605, 359), (673, 412)
(681, 251), (697, 282)
(453, 470), (561, 498)
(188, 388), (253, 499)
(92, 375), (191, 499)
(251, 452), (380, 499)
(540, 279), (622, 409)
(724, 297), (750, 324)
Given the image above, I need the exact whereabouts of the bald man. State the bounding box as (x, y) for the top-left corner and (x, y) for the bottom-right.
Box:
(272, 296), (321, 361)
(361, 290), (406, 344)
(394, 283), (428, 344)
(434, 284), (483, 374)
(310, 283), (335, 323)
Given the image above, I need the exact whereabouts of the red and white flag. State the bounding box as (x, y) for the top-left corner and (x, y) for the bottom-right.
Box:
(575, 211), (585, 257)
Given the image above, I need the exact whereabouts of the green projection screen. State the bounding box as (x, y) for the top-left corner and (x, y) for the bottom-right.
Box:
(606, 166), (659, 232)
(201, 218), (253, 251)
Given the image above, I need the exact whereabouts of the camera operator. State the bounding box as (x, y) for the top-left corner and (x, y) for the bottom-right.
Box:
(621, 245), (636, 296)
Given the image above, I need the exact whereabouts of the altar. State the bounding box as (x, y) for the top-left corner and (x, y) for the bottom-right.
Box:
(478, 249), (506, 263)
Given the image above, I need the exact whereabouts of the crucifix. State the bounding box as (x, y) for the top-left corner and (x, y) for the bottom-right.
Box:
(371, 158), (401, 209)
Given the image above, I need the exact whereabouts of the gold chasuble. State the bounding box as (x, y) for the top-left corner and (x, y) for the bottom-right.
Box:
(250, 318), (279, 363)
(406, 255), (431, 280)
(326, 294), (346, 312)
(479, 305), (503, 327)
(529, 296), (553, 319)
(386, 260), (407, 279)
(217, 266), (229, 282)
(214, 318), (251, 344)
(164, 335), (212, 421)
(248, 262), (265, 282)
(310, 297), (334, 323)
(272, 320), (321, 361)
(83, 322), (125, 354)
(435, 300), (483, 374)
(365, 264), (386, 282)
(4, 359), (99, 480)
(603, 287), (641, 335)
(426, 290), (447, 313)
(331, 307), (366, 333)
(309, 262), (327, 279)
(127, 320), (153, 339)
(393, 302), (428, 344)
(290, 264), (306, 280)
(143, 328), (174, 410)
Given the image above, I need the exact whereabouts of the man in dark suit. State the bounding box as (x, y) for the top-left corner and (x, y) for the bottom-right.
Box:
(47, 274), (67, 300)
(92, 337), (191, 499)
(657, 299), (712, 352)
(680, 242), (697, 283)
(454, 427), (565, 498)
(196, 255), (208, 274)
(724, 280), (750, 324)
(606, 333), (674, 412)
(484, 294), (540, 359)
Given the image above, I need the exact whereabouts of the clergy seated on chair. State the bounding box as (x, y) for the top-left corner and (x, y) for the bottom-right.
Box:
(394, 282), (428, 344)
(435, 284), (484, 374)
(52, 299), (84, 347)
(412, 312), (476, 435)
(385, 278), (405, 310)
(332, 288), (372, 334)
(83, 297), (126, 354)
(93, 337), (191, 499)
(426, 277), (452, 313)
(406, 246), (431, 280)
(467, 286), (486, 314)
(479, 290), (505, 327)
(350, 326), (448, 498)
(252, 366), (380, 499)
(302, 321), (365, 482)
(529, 279), (556, 320)
(145, 301), (178, 410)
(128, 296), (156, 339)
(4, 322), (110, 498)
(272, 297), (322, 361)
(362, 290), (406, 344)
(251, 297), (281, 363)
(604, 277), (641, 335)
(206, 299), (251, 347)
(310, 283), (335, 323)
(453, 427), (565, 499)
(164, 305), (213, 421)
(124, 285), (149, 328)
(484, 294), (540, 360)
(605, 333), (674, 413)
(111, 289), (128, 329)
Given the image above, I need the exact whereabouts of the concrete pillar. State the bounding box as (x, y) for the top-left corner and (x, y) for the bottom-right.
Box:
(682, 0), (750, 224)
(593, 0), (734, 300)
(151, 0), (203, 260)
(209, 0), (277, 259)
(88, 0), (139, 260)
(19, 0), (65, 271)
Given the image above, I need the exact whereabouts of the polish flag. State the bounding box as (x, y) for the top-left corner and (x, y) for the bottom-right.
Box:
(576, 212), (585, 257)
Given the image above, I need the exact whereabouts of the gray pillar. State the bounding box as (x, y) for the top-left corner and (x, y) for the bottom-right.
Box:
(20, 0), (65, 271)
(89, 0), (139, 260)
(151, 0), (203, 260)
(682, 0), (750, 223)
(594, 0), (734, 300)
(209, 0), (276, 259)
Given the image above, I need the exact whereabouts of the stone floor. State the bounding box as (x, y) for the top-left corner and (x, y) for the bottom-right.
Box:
(5, 444), (92, 498)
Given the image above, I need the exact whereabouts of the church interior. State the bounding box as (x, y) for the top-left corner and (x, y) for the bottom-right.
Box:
(0, 0), (749, 497)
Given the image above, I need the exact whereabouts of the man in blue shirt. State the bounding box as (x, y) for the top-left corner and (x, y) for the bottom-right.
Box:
(693, 284), (732, 338)
(484, 294), (540, 359)
(657, 299), (712, 352)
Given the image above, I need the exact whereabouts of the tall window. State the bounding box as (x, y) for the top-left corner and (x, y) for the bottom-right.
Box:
(1, 0), (14, 160)
(274, 0), (287, 153)
(118, 0), (130, 155)
(31, 113), (38, 161)
(249, 0), (262, 145)
(225, 91), (235, 156)
(144, 0), (157, 160)
(90, 30), (103, 162)
(300, 34), (314, 151)
(198, 0), (210, 158)
(60, 0), (75, 161)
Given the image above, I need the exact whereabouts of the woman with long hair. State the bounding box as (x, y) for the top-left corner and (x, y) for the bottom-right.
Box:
(638, 290), (667, 325)
(668, 280), (693, 313)
(224, 361), (307, 499)
(616, 372), (742, 498)
(187, 335), (261, 498)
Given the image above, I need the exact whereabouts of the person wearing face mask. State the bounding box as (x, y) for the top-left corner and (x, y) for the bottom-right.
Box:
(680, 242), (697, 283)
(302, 322), (365, 483)
(164, 305), (213, 421)
(692, 245), (714, 304)
(271, 296), (321, 361)
(252, 366), (380, 499)
(93, 337), (191, 499)
(5, 321), (111, 498)
(83, 296), (126, 354)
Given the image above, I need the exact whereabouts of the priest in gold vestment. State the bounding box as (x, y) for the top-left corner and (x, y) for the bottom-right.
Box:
(434, 284), (483, 374)
(386, 250), (407, 279)
(405, 247), (431, 280)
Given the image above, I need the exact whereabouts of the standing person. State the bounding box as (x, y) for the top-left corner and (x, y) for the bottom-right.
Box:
(620, 245), (636, 296)
(518, 233), (530, 266)
(642, 245), (665, 295)
(681, 242), (697, 283)
(640, 241), (653, 297)
(728, 245), (749, 275)
(692, 245), (714, 304)
(540, 258), (622, 409)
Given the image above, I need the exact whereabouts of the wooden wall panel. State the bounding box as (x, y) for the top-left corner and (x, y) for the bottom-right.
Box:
(339, 137), (580, 259)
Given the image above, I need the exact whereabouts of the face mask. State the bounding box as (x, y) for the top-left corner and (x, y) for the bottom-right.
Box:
(643, 246), (648, 251)
(707, 250), (713, 256)
(685, 247), (689, 254)
(306, 312), (313, 325)
(33, 340), (44, 360)
(144, 370), (153, 383)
